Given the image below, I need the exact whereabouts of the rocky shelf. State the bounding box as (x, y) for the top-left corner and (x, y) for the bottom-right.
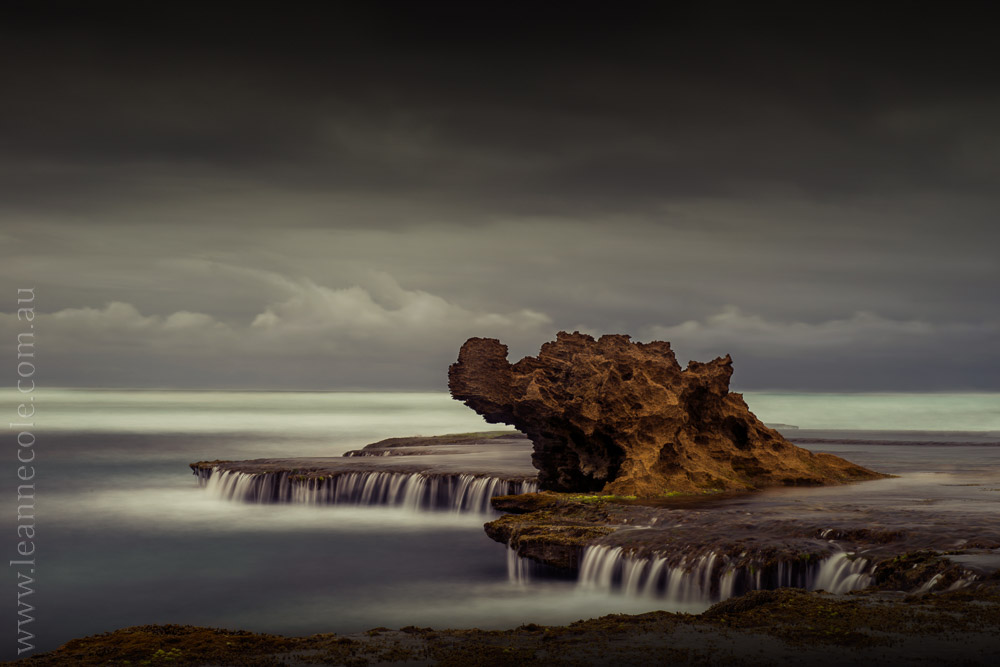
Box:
(342, 430), (526, 456)
(489, 489), (1000, 599)
(190, 432), (538, 513)
(190, 431), (536, 480)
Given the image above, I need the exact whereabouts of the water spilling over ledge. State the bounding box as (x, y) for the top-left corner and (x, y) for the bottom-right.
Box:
(196, 466), (537, 514)
(489, 464), (1000, 600)
(190, 431), (540, 514)
(575, 545), (874, 602)
(501, 534), (880, 599)
(502, 538), (982, 602)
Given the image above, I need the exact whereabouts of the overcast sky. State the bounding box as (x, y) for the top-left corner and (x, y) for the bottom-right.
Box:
(1, 3), (998, 391)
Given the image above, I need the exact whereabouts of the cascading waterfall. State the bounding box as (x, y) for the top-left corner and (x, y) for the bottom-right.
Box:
(196, 467), (538, 514)
(576, 545), (874, 603)
(343, 450), (395, 457)
(812, 551), (874, 594)
(507, 545), (535, 585)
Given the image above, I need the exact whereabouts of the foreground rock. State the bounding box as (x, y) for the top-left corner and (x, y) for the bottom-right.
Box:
(450, 332), (885, 496)
(16, 586), (1000, 666)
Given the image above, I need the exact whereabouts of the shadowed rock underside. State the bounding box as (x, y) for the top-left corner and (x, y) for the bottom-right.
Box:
(449, 332), (885, 496)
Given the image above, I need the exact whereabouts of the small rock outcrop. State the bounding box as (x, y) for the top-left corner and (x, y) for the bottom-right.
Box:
(448, 332), (885, 496)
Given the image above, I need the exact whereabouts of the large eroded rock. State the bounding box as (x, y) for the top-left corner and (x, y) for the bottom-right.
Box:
(448, 332), (885, 496)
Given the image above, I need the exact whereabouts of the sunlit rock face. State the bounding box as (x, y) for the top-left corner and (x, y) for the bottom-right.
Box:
(449, 332), (884, 496)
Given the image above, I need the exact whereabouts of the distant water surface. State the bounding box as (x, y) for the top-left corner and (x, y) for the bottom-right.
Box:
(35, 388), (1000, 434)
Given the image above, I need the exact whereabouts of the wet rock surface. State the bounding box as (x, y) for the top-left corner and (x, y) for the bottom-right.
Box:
(488, 476), (1000, 598)
(449, 332), (885, 495)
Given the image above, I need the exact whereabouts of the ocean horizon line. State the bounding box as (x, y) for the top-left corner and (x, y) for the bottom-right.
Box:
(10, 387), (1000, 396)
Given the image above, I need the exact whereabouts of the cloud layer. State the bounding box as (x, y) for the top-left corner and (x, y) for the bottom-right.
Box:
(2, 275), (554, 389)
(0, 6), (997, 390)
(5, 275), (996, 390)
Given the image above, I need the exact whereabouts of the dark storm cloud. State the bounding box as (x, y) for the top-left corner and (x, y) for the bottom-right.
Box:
(0, 3), (997, 390)
(4, 3), (998, 212)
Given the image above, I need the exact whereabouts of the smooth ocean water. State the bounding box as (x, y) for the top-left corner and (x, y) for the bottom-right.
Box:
(2, 389), (998, 658)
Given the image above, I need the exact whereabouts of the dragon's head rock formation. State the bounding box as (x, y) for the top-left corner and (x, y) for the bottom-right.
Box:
(449, 332), (885, 497)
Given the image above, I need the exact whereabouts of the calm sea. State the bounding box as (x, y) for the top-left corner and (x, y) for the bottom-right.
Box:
(2, 389), (998, 658)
